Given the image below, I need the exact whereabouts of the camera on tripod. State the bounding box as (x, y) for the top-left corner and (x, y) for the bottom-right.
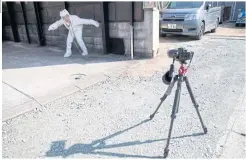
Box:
(163, 48), (194, 85)
(168, 48), (194, 63)
(150, 47), (207, 158)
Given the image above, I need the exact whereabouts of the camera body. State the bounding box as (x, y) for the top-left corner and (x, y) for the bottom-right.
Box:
(168, 48), (194, 63)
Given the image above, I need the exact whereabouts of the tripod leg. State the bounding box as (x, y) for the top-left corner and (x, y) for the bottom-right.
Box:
(184, 76), (207, 134)
(164, 76), (182, 158)
(150, 76), (178, 120)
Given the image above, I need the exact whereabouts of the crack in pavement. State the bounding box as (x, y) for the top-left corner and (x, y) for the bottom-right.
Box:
(2, 81), (42, 107)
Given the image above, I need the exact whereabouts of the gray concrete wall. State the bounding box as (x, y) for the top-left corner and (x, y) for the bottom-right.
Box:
(24, 2), (40, 44)
(40, 2), (104, 53)
(82, 25), (104, 53)
(3, 2), (157, 57)
(43, 24), (67, 48)
(3, 26), (15, 41)
(40, 2), (67, 47)
(109, 22), (131, 55)
(27, 24), (39, 44)
(109, 8), (159, 58)
(2, 2), (15, 41)
(43, 24), (104, 53)
(17, 25), (28, 43)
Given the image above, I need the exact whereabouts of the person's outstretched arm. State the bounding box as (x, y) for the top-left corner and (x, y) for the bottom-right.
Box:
(48, 19), (63, 31)
(73, 16), (100, 27)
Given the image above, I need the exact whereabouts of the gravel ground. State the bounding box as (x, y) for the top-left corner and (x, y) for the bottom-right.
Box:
(2, 36), (245, 158)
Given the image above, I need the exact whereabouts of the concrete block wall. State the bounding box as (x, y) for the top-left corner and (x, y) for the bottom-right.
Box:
(27, 24), (39, 44)
(43, 24), (67, 48)
(40, 2), (104, 53)
(151, 8), (160, 58)
(17, 25), (28, 43)
(109, 8), (159, 58)
(80, 25), (104, 53)
(3, 2), (158, 57)
(43, 24), (104, 53)
(14, 2), (29, 43)
(109, 22), (131, 55)
(134, 20), (154, 58)
(24, 2), (40, 44)
(3, 26), (15, 41)
(40, 2), (67, 48)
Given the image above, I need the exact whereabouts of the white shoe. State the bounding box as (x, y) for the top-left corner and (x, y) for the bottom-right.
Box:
(64, 51), (72, 58)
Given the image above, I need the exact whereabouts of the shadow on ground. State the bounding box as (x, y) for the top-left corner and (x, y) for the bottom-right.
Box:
(2, 41), (149, 70)
(217, 22), (245, 29)
(45, 119), (206, 158)
(159, 34), (196, 44)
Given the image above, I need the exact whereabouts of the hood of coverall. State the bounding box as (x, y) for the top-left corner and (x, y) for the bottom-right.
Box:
(60, 9), (70, 18)
(60, 9), (71, 26)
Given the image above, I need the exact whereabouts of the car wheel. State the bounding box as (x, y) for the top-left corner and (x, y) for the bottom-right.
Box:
(211, 19), (219, 33)
(235, 23), (239, 27)
(194, 22), (205, 40)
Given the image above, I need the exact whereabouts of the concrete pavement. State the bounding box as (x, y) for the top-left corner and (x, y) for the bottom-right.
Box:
(2, 41), (128, 121)
(2, 35), (245, 158)
(2, 25), (245, 158)
(2, 41), (170, 121)
(217, 92), (246, 158)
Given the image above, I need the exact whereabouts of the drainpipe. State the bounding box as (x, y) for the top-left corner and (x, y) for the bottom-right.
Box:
(130, 2), (135, 60)
(130, 25), (134, 60)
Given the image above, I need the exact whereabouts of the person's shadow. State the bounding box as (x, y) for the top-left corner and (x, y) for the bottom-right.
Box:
(46, 119), (206, 158)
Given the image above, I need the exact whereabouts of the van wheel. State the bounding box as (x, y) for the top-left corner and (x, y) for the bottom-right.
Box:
(194, 22), (205, 40)
(211, 19), (219, 33)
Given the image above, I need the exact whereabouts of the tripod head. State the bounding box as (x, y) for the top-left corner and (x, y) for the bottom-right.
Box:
(162, 48), (194, 85)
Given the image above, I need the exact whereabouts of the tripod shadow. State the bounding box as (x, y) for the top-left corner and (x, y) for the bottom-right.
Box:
(46, 119), (206, 158)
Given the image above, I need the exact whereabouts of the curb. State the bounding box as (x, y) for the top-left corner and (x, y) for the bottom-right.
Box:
(214, 89), (246, 158)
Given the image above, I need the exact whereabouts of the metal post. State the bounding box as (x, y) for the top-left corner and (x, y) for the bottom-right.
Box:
(130, 25), (133, 60)
(130, 2), (135, 60)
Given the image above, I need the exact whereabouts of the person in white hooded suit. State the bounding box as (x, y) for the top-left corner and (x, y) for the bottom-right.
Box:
(48, 9), (100, 57)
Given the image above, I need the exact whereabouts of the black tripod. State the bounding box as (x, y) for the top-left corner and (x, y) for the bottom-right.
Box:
(149, 63), (207, 158)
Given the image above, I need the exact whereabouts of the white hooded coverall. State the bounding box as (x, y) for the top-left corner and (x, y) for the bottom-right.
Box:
(48, 9), (100, 57)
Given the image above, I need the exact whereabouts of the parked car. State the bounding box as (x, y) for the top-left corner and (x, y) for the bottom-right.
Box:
(160, 1), (221, 40)
(235, 9), (246, 27)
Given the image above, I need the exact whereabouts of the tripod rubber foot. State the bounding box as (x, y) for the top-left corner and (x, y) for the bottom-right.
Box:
(204, 127), (208, 134)
(149, 114), (154, 120)
(164, 148), (169, 158)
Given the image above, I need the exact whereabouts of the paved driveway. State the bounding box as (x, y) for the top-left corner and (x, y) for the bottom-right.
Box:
(2, 31), (245, 159)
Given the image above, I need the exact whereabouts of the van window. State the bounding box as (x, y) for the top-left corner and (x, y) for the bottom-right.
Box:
(167, 1), (203, 9)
